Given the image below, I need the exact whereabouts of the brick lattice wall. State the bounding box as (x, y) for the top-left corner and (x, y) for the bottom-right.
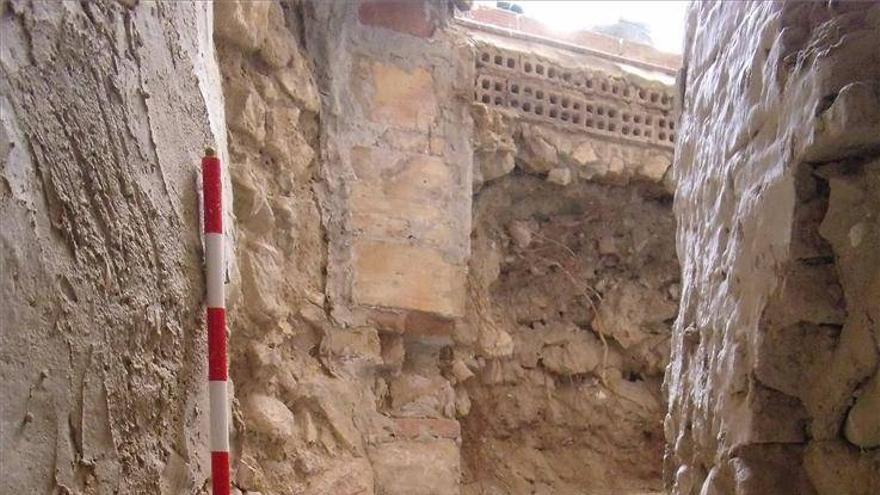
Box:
(474, 44), (677, 149)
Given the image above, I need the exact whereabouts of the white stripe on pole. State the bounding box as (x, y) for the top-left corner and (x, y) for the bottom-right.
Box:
(209, 380), (230, 452)
(205, 233), (225, 309)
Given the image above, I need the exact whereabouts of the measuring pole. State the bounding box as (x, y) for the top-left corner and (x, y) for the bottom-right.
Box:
(202, 148), (229, 495)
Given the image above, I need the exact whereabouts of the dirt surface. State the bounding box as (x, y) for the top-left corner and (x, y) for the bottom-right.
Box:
(460, 173), (678, 495)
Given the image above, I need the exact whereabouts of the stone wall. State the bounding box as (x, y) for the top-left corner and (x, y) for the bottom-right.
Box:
(213, 1), (375, 493)
(0, 1), (226, 493)
(215, 1), (472, 493)
(667, 2), (880, 494)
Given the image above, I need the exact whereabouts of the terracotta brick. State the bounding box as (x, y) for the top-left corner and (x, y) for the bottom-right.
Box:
(404, 310), (456, 337)
(352, 241), (466, 317)
(358, 0), (436, 38)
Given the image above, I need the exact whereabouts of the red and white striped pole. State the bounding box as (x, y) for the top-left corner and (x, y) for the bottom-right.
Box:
(202, 148), (230, 495)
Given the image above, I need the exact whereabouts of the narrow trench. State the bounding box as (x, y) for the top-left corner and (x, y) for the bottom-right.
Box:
(3, 2), (879, 495)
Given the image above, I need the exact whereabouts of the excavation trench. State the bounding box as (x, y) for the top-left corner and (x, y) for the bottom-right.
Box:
(4, 1), (876, 495)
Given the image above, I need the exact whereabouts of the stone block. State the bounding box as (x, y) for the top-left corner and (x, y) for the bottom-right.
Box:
(243, 393), (295, 442)
(349, 147), (460, 248)
(640, 153), (671, 181)
(519, 124), (559, 173)
(257, 3), (294, 68)
(369, 440), (460, 495)
(477, 150), (515, 183)
(388, 372), (456, 419)
(357, 60), (437, 130)
(265, 107), (315, 176)
(547, 167), (572, 185)
(319, 326), (383, 372)
(844, 373), (880, 448)
(390, 418), (461, 441)
(305, 456), (375, 495)
(214, 0), (270, 51)
(763, 264), (847, 327)
(742, 382), (808, 444)
(571, 141), (598, 166)
(540, 332), (601, 376)
(353, 241), (466, 317)
(729, 444), (813, 495)
(225, 84), (267, 145)
(358, 0), (437, 38)
(276, 62), (321, 113)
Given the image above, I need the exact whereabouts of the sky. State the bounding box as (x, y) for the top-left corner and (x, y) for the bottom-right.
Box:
(475, 1), (690, 54)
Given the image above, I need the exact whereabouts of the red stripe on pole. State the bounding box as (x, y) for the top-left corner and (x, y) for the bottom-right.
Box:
(207, 307), (227, 381)
(211, 451), (231, 495)
(202, 155), (222, 234)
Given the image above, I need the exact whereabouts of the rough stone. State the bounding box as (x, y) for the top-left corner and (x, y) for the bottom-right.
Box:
(571, 141), (599, 166)
(540, 331), (602, 376)
(320, 326), (383, 374)
(215, 0), (271, 52)
(380, 333), (407, 370)
(225, 84), (267, 145)
(258, 3), (295, 68)
(640, 154), (671, 181)
(478, 150), (516, 182)
(451, 359), (475, 383)
(599, 283), (677, 350)
(508, 220), (534, 249)
(519, 124), (559, 173)
(844, 374), (880, 448)
(276, 63), (321, 113)
(265, 106), (315, 175)
(547, 167), (572, 186)
(305, 457), (375, 495)
(244, 394), (296, 442)
(388, 373), (456, 418)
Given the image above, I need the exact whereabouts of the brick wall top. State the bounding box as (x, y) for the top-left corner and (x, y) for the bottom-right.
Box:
(460, 6), (681, 71)
(359, 0), (441, 38)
